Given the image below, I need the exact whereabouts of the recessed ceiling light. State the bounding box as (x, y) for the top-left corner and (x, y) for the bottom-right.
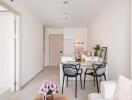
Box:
(63, 1), (69, 4)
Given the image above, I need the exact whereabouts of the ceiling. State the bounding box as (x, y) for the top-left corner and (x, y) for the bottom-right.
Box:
(0, 5), (8, 12)
(23, 0), (110, 27)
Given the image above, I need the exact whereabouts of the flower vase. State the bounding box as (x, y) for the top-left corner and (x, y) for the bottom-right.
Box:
(47, 95), (53, 100)
(43, 95), (46, 100)
(43, 95), (53, 100)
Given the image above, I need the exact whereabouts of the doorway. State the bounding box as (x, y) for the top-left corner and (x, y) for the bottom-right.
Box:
(49, 34), (63, 67)
(0, 4), (20, 94)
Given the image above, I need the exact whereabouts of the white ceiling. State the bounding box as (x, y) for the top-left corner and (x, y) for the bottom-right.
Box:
(0, 5), (8, 12)
(24, 0), (110, 27)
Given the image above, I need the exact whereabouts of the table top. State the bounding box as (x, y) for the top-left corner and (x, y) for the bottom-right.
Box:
(34, 93), (68, 100)
(61, 56), (102, 66)
(62, 61), (93, 66)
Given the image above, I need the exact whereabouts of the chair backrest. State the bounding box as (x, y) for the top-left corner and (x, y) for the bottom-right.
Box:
(99, 47), (107, 63)
(63, 64), (77, 76)
(96, 64), (106, 75)
(93, 47), (107, 76)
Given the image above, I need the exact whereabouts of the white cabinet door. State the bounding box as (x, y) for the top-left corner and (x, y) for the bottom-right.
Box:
(63, 39), (74, 56)
(63, 28), (88, 56)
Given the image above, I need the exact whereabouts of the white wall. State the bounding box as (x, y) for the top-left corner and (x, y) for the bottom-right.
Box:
(87, 0), (130, 80)
(2, 0), (44, 86)
(0, 12), (15, 88)
(131, 0), (132, 79)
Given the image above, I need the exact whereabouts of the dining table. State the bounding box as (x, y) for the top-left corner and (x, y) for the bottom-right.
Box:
(59, 56), (109, 87)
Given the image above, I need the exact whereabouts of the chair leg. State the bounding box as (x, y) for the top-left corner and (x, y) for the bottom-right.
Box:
(83, 73), (86, 89)
(103, 74), (106, 81)
(75, 76), (77, 98)
(67, 76), (68, 87)
(94, 76), (95, 86)
(62, 75), (65, 94)
(80, 74), (82, 90)
(95, 76), (99, 93)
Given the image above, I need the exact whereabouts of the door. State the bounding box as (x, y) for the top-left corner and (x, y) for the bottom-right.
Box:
(49, 34), (63, 67)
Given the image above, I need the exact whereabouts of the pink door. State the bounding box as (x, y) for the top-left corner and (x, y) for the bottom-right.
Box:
(49, 34), (63, 67)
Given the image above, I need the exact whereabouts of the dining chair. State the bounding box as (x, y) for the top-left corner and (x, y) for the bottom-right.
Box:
(83, 47), (107, 93)
(61, 63), (83, 98)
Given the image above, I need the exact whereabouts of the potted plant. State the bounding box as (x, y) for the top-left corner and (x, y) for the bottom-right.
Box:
(39, 81), (59, 100)
(93, 44), (101, 56)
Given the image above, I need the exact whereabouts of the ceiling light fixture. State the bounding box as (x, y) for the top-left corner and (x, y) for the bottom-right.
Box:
(63, 0), (69, 4)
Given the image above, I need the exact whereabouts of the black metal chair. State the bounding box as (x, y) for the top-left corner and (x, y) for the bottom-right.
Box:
(61, 63), (83, 98)
(83, 47), (107, 93)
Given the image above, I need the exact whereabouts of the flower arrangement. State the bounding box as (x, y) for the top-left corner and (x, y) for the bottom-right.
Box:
(39, 81), (59, 96)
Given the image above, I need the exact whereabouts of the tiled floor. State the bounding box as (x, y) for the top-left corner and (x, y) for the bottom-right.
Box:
(0, 67), (97, 100)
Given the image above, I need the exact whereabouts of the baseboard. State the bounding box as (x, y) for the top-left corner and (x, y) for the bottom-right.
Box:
(20, 69), (44, 89)
(43, 66), (47, 69)
(43, 65), (50, 67)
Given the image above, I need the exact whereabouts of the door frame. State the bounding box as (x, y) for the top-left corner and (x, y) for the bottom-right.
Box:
(43, 26), (45, 68)
(0, 1), (21, 91)
(49, 34), (63, 66)
(15, 15), (21, 91)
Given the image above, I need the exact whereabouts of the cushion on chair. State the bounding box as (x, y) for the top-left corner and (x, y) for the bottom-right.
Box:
(96, 67), (106, 76)
(88, 93), (105, 100)
(101, 81), (116, 99)
(113, 75), (132, 100)
(88, 81), (116, 100)
(64, 68), (76, 76)
(88, 93), (114, 100)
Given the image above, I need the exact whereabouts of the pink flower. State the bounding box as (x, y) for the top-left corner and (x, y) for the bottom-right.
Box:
(39, 80), (58, 95)
(42, 81), (49, 88)
(39, 86), (48, 95)
(49, 81), (57, 92)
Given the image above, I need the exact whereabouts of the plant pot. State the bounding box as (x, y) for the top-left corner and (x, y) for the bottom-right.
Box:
(94, 51), (99, 56)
